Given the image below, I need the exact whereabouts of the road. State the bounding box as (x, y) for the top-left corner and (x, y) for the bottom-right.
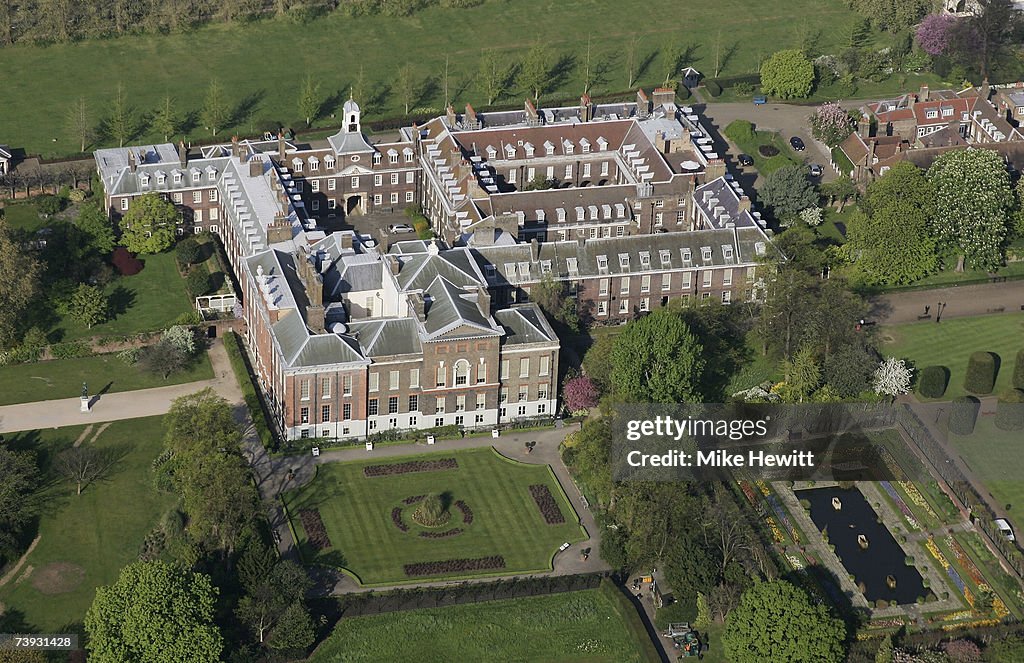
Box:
(870, 280), (1024, 324)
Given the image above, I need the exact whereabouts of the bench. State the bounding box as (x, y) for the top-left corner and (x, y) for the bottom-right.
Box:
(986, 306), (1006, 314)
(917, 314), (932, 320)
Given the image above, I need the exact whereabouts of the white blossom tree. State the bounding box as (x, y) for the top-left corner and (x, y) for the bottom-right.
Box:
(873, 357), (913, 400)
(799, 207), (823, 227)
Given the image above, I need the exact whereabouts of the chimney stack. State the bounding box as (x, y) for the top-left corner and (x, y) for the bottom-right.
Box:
(409, 292), (426, 322)
(339, 232), (353, 250)
(277, 131), (286, 162)
(476, 284), (491, 317)
(737, 195), (751, 212)
(465, 104), (479, 129)
(580, 94), (593, 122)
(652, 88), (675, 109)
(530, 237), (540, 262)
(389, 255), (401, 275)
(525, 99), (539, 126)
(636, 89), (650, 118)
(232, 135), (242, 162)
(178, 140), (188, 168)
(446, 104), (456, 127)
(858, 113), (872, 138)
(128, 150), (137, 173)
(919, 85), (930, 103)
(267, 213), (292, 244)
(248, 154), (264, 177)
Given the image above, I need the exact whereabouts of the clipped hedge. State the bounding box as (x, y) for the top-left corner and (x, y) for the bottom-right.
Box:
(1014, 349), (1024, 390)
(964, 351), (997, 395)
(704, 79), (722, 97)
(918, 365), (949, 399)
(995, 389), (1024, 432)
(49, 340), (93, 359)
(948, 396), (980, 436)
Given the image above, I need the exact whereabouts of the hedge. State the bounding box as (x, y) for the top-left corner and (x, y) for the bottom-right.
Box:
(964, 351), (997, 395)
(948, 396), (980, 436)
(49, 340), (93, 359)
(1014, 349), (1024, 390)
(995, 388), (1024, 432)
(704, 79), (722, 97)
(918, 365), (949, 399)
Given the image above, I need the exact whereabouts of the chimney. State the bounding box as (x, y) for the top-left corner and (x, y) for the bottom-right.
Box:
(267, 213), (292, 244)
(446, 104), (456, 127)
(737, 195), (751, 212)
(248, 154), (264, 177)
(652, 87), (675, 109)
(128, 150), (137, 173)
(232, 135), (242, 162)
(409, 292), (426, 322)
(909, 94), (917, 110)
(580, 94), (593, 122)
(178, 140), (188, 168)
(868, 138), (876, 164)
(530, 237), (540, 262)
(465, 103), (479, 129)
(476, 284), (491, 317)
(277, 131), (286, 162)
(339, 232), (353, 250)
(636, 89), (650, 118)
(857, 113), (871, 138)
(981, 78), (991, 99)
(389, 255), (401, 275)
(919, 85), (930, 103)
(298, 248), (325, 334)
(525, 99), (539, 126)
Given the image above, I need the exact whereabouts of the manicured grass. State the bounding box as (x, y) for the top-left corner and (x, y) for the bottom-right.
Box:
(725, 331), (780, 394)
(723, 120), (800, 175)
(711, 71), (947, 104)
(882, 261), (1024, 292)
(284, 447), (586, 585)
(53, 251), (194, 342)
(0, 416), (176, 632)
(307, 583), (656, 663)
(949, 415), (1024, 514)
(0, 351), (213, 405)
(0, 202), (47, 232)
(0, 1), (866, 157)
(817, 207), (851, 245)
(881, 313), (1024, 400)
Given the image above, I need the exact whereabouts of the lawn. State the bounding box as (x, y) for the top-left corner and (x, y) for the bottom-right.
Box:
(0, 202), (47, 232)
(949, 416), (1024, 515)
(0, 416), (177, 633)
(723, 120), (800, 175)
(0, 350), (213, 405)
(881, 312), (1024, 400)
(307, 582), (658, 663)
(284, 447), (586, 585)
(0, 0), (867, 157)
(53, 251), (195, 342)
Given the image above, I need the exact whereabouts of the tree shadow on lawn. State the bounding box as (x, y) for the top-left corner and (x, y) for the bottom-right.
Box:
(107, 285), (136, 319)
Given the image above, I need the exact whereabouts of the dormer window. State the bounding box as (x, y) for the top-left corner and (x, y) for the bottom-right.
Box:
(682, 248), (692, 263)
(566, 258), (579, 277)
(309, 157), (319, 171)
(192, 171), (201, 183)
(139, 174), (150, 186)
(556, 208), (566, 223)
(659, 249), (672, 267)
(723, 245), (734, 261)
(701, 246), (712, 262)
(926, 110), (938, 120)
(156, 173), (166, 185)
(173, 172), (182, 184)
(596, 255), (609, 274)
(207, 168), (216, 181)
(485, 265), (497, 282)
(580, 138), (591, 153)
(292, 158), (303, 172)
(373, 153), (382, 165)
(597, 136), (608, 151)
(524, 142), (534, 157)
(755, 242), (766, 256)
(563, 140), (574, 155)
(618, 254), (630, 271)
(540, 260), (552, 274)
(543, 141), (555, 155)
(324, 156), (335, 169)
(941, 107), (953, 117)
(486, 145), (497, 159)
(404, 148), (414, 163)
(505, 144), (516, 158)
(639, 251), (651, 269)
(388, 149), (399, 164)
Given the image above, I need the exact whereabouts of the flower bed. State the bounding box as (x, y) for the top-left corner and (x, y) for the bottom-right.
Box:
(926, 536), (968, 599)
(945, 535), (1010, 618)
(391, 507), (409, 532)
(364, 458), (458, 477)
(528, 484), (566, 525)
(299, 509), (332, 550)
(418, 528), (463, 539)
(881, 481), (921, 530)
(898, 481), (939, 522)
(455, 499), (473, 524)
(403, 555), (506, 577)
(402, 494), (426, 505)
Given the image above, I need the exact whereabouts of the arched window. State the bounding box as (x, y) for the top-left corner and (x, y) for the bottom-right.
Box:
(454, 359), (470, 386)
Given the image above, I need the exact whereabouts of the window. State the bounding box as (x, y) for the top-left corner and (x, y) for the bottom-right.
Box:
(539, 355), (550, 376)
(373, 153), (382, 165)
(596, 255), (609, 274)
(500, 389), (508, 403)
(409, 415), (418, 427)
(368, 399), (379, 416)
(321, 377), (331, 398)
(701, 292), (711, 301)
(351, 177), (359, 188)
(390, 173), (399, 185)
(436, 397), (446, 414)
(455, 395), (466, 412)
(389, 152), (399, 164)
(410, 369), (420, 389)
(722, 291), (732, 304)
(620, 277), (630, 295)
(538, 387), (548, 401)
(599, 278), (609, 296)
(476, 393), (486, 410)
(406, 191), (414, 203)
(597, 300), (608, 316)
(321, 405), (330, 422)
(195, 210), (203, 224)
(701, 247), (712, 262)
(295, 181), (303, 192)
(374, 194), (382, 205)
(343, 375), (352, 395)
(662, 273), (672, 291)
(301, 429), (310, 438)
(311, 180), (320, 192)
(475, 414), (485, 424)
(192, 171), (201, 183)
(173, 193), (182, 204)
(538, 403), (547, 414)
(455, 415), (465, 426)
(369, 373), (379, 392)
(328, 199), (336, 210)
(640, 297), (649, 312)
(388, 370), (400, 390)
(519, 357), (530, 378)
(121, 198), (129, 211)
(173, 172), (182, 184)
(582, 163), (591, 177)
(518, 388), (528, 403)
(391, 192), (399, 204)
(300, 407), (309, 424)
(476, 363), (486, 384)
(619, 299), (629, 314)
(926, 109), (938, 119)
(600, 161), (609, 176)
(723, 269), (733, 286)
(641, 275), (651, 293)
(388, 396), (398, 414)
(518, 405), (527, 416)
(193, 191), (202, 204)
(682, 248), (692, 263)
(454, 360), (469, 386)
(702, 271), (712, 287)
(682, 271), (693, 289)
(343, 403), (351, 420)
(501, 359), (509, 379)
(436, 365), (446, 387)
(310, 159), (319, 171)
(209, 208), (218, 221)
(312, 200), (319, 211)
(565, 164), (572, 178)
(300, 380), (310, 400)
(328, 178), (336, 191)
(409, 395), (418, 411)
(374, 174), (383, 186)
(435, 417), (444, 427)
(508, 169), (517, 184)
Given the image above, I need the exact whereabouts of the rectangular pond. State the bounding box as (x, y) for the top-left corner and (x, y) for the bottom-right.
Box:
(798, 486), (927, 605)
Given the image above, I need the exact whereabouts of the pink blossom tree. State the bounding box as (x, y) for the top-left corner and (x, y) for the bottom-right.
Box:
(808, 102), (855, 147)
(915, 14), (958, 56)
(563, 375), (600, 413)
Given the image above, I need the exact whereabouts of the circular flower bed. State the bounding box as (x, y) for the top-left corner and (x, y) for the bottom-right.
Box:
(392, 495), (473, 537)
(758, 145), (779, 157)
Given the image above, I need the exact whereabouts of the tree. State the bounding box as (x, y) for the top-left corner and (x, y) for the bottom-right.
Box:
(394, 63), (420, 116)
(824, 344), (876, 398)
(964, 0), (1023, 79)
(175, 236), (201, 265)
(180, 452), (258, 557)
(236, 556), (312, 646)
(85, 560), (222, 663)
(784, 345), (821, 401)
(478, 50), (514, 105)
(0, 445), (39, 565)
(723, 580), (845, 662)
(759, 49), (814, 99)
(267, 601), (315, 651)
(296, 74), (323, 127)
(118, 193), (176, 254)
(873, 357), (913, 399)
(140, 339), (191, 379)
(842, 203), (938, 285)
(755, 267), (814, 361)
(820, 175), (857, 212)
(610, 309), (706, 403)
(864, 161), (934, 217)
(519, 44), (554, 100)
(875, 634), (894, 663)
(625, 33), (641, 88)
(532, 273), (579, 333)
(0, 651), (47, 663)
(76, 201), (117, 255)
(151, 94), (181, 142)
(0, 221), (43, 349)
(163, 325), (196, 356)
(200, 79), (230, 136)
(808, 102), (855, 147)
(847, 0), (931, 33)
(186, 268), (211, 297)
(760, 165), (818, 222)
(563, 375), (599, 413)
(66, 95), (94, 153)
(165, 388), (242, 458)
(915, 13), (959, 56)
(70, 283), (108, 329)
(928, 148), (1014, 272)
(55, 446), (110, 495)
(661, 40), (683, 87)
(108, 82), (137, 148)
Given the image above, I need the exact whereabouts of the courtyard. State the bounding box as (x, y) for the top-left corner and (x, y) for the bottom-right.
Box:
(283, 447), (586, 586)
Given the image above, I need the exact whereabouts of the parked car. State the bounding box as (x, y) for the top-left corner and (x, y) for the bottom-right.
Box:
(387, 223), (415, 234)
(809, 164), (823, 177)
(738, 154), (754, 167)
(790, 136), (805, 151)
(753, 95), (767, 105)
(996, 518), (1016, 542)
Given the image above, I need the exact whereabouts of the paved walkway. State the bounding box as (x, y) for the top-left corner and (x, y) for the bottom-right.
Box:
(871, 280), (1024, 325)
(0, 339), (242, 434)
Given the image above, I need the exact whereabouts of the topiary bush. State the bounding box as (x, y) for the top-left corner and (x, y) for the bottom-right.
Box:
(918, 365), (949, 399)
(1014, 349), (1024, 390)
(964, 351), (997, 395)
(175, 237), (201, 266)
(704, 79), (723, 97)
(995, 388), (1024, 432)
(948, 396), (980, 436)
(185, 269), (211, 298)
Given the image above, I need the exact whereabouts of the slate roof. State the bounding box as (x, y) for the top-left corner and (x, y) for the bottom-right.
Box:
(346, 318), (423, 357)
(494, 305), (558, 346)
(421, 276), (500, 340)
(692, 176), (759, 229)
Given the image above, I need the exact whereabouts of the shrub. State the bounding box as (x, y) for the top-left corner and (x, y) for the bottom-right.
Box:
(704, 79), (722, 97)
(964, 351), (997, 394)
(403, 556), (505, 577)
(185, 269), (211, 298)
(918, 365), (949, 399)
(995, 389), (1024, 432)
(1014, 349), (1024, 390)
(529, 484), (566, 524)
(676, 86), (691, 101)
(49, 340), (92, 359)
(175, 237), (201, 266)
(111, 247), (143, 276)
(172, 311), (202, 326)
(724, 120), (755, 145)
(948, 396), (980, 436)
(162, 325), (196, 356)
(117, 347), (141, 365)
(733, 82), (755, 96)
(68, 188), (87, 203)
(139, 339), (191, 378)
(413, 493), (450, 527)
(37, 194), (64, 217)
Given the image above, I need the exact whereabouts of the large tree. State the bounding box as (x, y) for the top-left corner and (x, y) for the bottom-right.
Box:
(151, 94), (182, 142)
(927, 148), (1014, 271)
(0, 221), (43, 349)
(808, 102), (855, 147)
(118, 193), (176, 254)
(107, 82), (137, 148)
(236, 552), (313, 647)
(393, 63), (421, 116)
(66, 95), (94, 153)
(610, 309), (705, 403)
(0, 445), (39, 566)
(863, 160), (934, 217)
(964, 0), (1024, 79)
(165, 388), (242, 458)
(519, 44), (555, 100)
(85, 560), (222, 663)
(478, 49), (515, 105)
(76, 200), (117, 255)
(70, 283), (109, 329)
(759, 164), (818, 222)
(723, 580), (846, 662)
(200, 78), (231, 137)
(846, 0), (932, 33)
(297, 74), (323, 127)
(842, 202), (938, 285)
(759, 49), (814, 99)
